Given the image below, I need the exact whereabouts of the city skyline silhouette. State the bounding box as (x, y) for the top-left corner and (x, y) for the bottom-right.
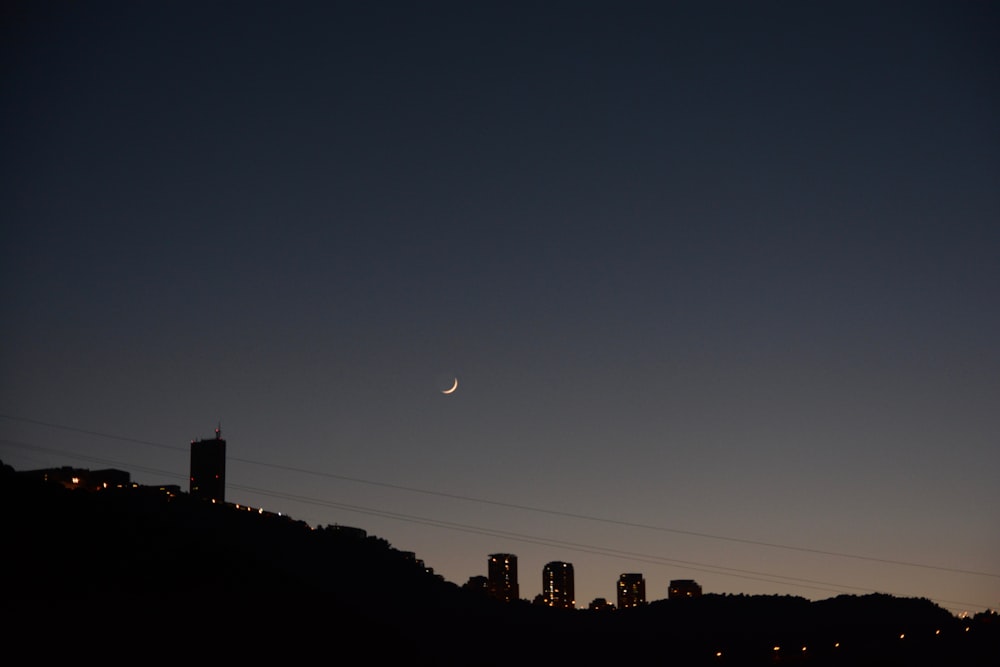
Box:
(3, 457), (998, 666)
(2, 425), (997, 616)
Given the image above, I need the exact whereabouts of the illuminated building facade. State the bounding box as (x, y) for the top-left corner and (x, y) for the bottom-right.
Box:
(542, 561), (575, 609)
(668, 579), (703, 599)
(617, 573), (646, 609)
(488, 553), (519, 602)
(189, 427), (226, 502)
(17, 466), (130, 491)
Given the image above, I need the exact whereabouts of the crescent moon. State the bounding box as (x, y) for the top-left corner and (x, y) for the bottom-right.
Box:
(441, 377), (458, 394)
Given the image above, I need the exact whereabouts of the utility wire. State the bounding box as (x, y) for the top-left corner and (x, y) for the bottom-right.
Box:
(233, 480), (988, 607)
(0, 437), (987, 613)
(3, 412), (998, 581)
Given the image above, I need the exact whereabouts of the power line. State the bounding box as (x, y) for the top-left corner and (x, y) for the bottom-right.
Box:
(229, 482), (920, 598)
(3, 412), (998, 581)
(0, 439), (187, 482)
(0, 415), (184, 451)
(237, 457), (1000, 579)
(227, 481), (990, 612)
(0, 436), (987, 613)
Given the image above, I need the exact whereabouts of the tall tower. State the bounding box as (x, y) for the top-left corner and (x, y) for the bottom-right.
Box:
(487, 553), (519, 602)
(617, 573), (646, 609)
(542, 561), (575, 609)
(189, 426), (226, 502)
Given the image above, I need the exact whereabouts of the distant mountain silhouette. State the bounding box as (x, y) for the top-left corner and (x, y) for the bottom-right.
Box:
(2, 462), (996, 666)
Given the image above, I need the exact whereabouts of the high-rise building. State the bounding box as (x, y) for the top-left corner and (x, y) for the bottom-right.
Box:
(487, 553), (519, 602)
(542, 561), (575, 609)
(617, 573), (646, 609)
(190, 427), (226, 502)
(668, 579), (703, 599)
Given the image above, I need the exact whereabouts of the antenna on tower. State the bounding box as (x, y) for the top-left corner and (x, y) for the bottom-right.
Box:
(216, 421), (222, 439)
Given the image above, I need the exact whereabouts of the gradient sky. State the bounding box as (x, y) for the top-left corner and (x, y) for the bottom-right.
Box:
(2, 1), (998, 614)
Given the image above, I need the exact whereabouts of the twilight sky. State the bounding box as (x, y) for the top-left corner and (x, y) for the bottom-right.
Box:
(2, 1), (998, 613)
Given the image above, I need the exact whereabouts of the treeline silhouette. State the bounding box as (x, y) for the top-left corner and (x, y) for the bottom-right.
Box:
(2, 462), (996, 666)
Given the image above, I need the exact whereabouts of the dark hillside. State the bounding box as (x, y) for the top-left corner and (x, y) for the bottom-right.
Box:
(1, 463), (996, 666)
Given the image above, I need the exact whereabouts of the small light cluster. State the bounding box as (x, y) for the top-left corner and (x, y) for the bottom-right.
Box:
(712, 625), (975, 660)
(230, 502), (283, 517)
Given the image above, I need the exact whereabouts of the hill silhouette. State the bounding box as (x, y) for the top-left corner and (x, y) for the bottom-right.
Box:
(2, 462), (996, 666)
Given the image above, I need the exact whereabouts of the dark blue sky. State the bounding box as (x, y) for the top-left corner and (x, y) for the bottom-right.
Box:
(2, 1), (998, 612)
